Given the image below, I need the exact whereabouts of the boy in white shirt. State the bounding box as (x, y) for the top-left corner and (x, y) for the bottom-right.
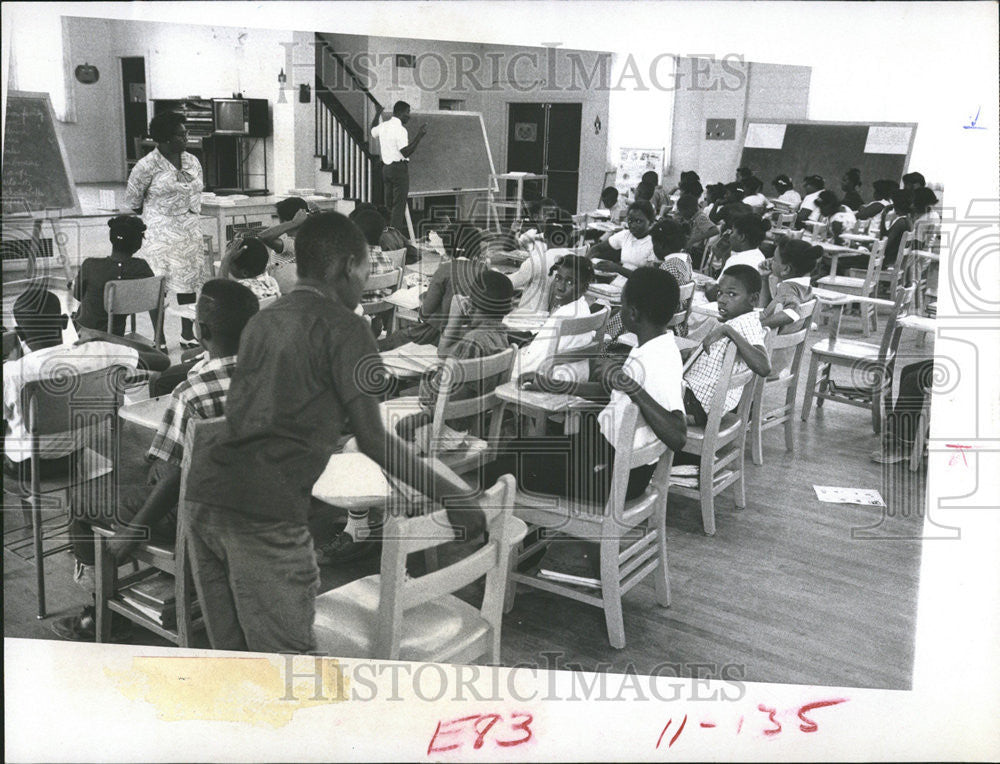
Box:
(795, 175), (826, 229)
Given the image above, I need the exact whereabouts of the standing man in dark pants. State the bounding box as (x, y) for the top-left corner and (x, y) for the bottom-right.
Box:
(371, 101), (427, 237)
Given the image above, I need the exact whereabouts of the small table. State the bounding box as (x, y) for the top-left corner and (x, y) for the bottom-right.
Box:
(495, 380), (587, 436)
(119, 395), (171, 431)
(840, 232), (877, 248)
(379, 344), (442, 379)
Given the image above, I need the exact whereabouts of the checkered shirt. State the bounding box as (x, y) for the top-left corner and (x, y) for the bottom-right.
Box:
(684, 311), (765, 413)
(362, 245), (397, 301)
(147, 355), (237, 466)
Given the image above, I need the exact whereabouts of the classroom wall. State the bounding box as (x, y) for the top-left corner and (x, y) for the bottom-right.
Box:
(315, 33), (610, 213)
(668, 57), (810, 188)
(58, 17), (293, 190)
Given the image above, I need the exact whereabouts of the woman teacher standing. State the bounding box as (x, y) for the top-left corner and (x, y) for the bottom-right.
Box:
(371, 100), (427, 237)
(125, 111), (206, 348)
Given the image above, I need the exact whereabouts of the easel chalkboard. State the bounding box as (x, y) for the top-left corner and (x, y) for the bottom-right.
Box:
(2, 91), (80, 283)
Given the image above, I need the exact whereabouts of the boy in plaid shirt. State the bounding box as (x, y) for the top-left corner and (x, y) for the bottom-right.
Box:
(682, 265), (770, 428)
(353, 207), (399, 337)
(52, 279), (258, 641)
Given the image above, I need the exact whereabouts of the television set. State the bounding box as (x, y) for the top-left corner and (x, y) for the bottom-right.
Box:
(213, 99), (249, 135)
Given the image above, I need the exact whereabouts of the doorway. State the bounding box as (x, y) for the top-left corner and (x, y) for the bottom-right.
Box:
(506, 102), (581, 213)
(120, 57), (147, 178)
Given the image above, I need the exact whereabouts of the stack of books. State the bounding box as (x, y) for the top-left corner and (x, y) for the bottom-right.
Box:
(118, 572), (199, 629)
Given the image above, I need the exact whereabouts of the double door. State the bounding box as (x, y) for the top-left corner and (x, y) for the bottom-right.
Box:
(507, 102), (581, 214)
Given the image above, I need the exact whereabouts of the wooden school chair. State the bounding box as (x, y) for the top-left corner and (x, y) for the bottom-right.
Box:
(800, 286), (915, 435)
(104, 275), (167, 348)
(878, 230), (914, 298)
(94, 416), (225, 645)
(313, 475), (527, 663)
(667, 281), (696, 332)
(495, 306), (610, 437)
(670, 342), (759, 536)
(748, 299), (817, 466)
(383, 247), (407, 269)
(361, 267), (404, 332)
(424, 347), (517, 475)
(504, 403), (674, 650)
(2, 365), (127, 619)
(817, 239), (886, 337)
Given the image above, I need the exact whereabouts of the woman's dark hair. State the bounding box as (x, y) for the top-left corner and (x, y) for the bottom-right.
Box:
(641, 171), (659, 187)
(627, 200), (656, 223)
(680, 170), (700, 183)
(890, 188), (914, 215)
(675, 193), (700, 216)
(650, 218), (691, 256)
(107, 214), (146, 254)
(872, 179), (900, 199)
(352, 208), (388, 247)
(469, 270), (514, 318)
(803, 174), (825, 190)
(718, 202), (754, 227)
(815, 190), (842, 215)
(705, 183), (727, 203)
(634, 182), (654, 202)
(149, 111), (187, 143)
(600, 186), (619, 207)
(902, 171), (926, 188)
(678, 177), (703, 197)
(548, 254), (594, 288)
(275, 196), (309, 223)
(622, 267), (680, 326)
(912, 187), (939, 210)
(780, 239), (823, 277)
(231, 237), (270, 278)
(731, 213), (772, 247)
(724, 181), (746, 199)
(773, 174), (794, 192)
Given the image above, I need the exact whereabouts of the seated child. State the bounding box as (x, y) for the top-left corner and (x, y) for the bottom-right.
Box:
(352, 207), (400, 337)
(51, 279), (259, 641)
(720, 213), (771, 272)
(640, 170), (671, 217)
(4, 286), (168, 484)
(73, 215), (155, 336)
(673, 193), (719, 271)
(702, 182), (727, 221)
(760, 239), (822, 332)
(483, 267), (687, 573)
(741, 176), (772, 215)
(588, 201), (656, 287)
(839, 168), (865, 211)
(810, 190), (857, 245)
(856, 179), (899, 231)
(681, 265), (770, 428)
(220, 237), (281, 301)
(515, 254), (597, 385)
(794, 175), (826, 229)
(772, 174), (802, 209)
(708, 182), (747, 225)
(257, 196), (310, 294)
(598, 186), (625, 224)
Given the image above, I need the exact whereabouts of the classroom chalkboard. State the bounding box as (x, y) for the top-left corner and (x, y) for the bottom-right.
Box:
(738, 120), (916, 197)
(2, 91), (81, 216)
(402, 111), (496, 195)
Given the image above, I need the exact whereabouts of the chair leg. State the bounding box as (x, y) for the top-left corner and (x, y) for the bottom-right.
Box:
(31, 496), (45, 619)
(95, 534), (114, 643)
(871, 383), (883, 435)
(599, 535), (626, 649)
(503, 541), (521, 614)
(801, 357), (819, 422)
(816, 366), (829, 408)
(699, 451), (716, 536)
(861, 304), (872, 338)
(653, 516), (670, 608)
(750, 401), (763, 466)
(909, 409), (928, 472)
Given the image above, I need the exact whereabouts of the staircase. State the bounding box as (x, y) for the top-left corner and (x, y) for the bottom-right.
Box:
(313, 34), (383, 205)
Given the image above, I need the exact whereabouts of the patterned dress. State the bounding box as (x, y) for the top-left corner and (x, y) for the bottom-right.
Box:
(125, 148), (206, 294)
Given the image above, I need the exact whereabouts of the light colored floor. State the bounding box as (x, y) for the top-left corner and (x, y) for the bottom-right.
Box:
(3, 299), (932, 690)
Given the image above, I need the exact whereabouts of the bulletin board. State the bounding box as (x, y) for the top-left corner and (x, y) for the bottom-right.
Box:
(613, 147), (665, 196)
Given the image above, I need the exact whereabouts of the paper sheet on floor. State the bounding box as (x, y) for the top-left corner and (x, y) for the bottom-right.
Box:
(813, 485), (885, 506)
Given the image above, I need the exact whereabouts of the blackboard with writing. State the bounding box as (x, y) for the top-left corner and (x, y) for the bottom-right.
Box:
(2, 91), (81, 216)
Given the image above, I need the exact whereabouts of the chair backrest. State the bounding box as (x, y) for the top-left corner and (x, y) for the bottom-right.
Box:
(179, 416), (228, 498)
(860, 238), (886, 296)
(677, 280), (695, 304)
(373, 473), (521, 659)
(877, 285), (916, 361)
(383, 248), (407, 269)
(104, 275), (166, 320)
(702, 341), (756, 436)
(765, 317), (810, 380)
(363, 267), (403, 294)
(21, 364), (129, 439)
(605, 401), (674, 518)
(429, 347), (516, 443)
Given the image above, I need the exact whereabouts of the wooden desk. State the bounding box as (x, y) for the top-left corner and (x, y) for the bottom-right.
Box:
(119, 395), (171, 431)
(200, 195), (341, 253)
(503, 311), (549, 334)
(379, 343), (441, 379)
(897, 315), (936, 335)
(495, 380), (587, 436)
(166, 304), (197, 322)
(912, 249), (940, 263)
(840, 232), (877, 248)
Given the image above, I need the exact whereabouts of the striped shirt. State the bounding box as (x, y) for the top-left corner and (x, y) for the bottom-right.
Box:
(147, 355), (236, 466)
